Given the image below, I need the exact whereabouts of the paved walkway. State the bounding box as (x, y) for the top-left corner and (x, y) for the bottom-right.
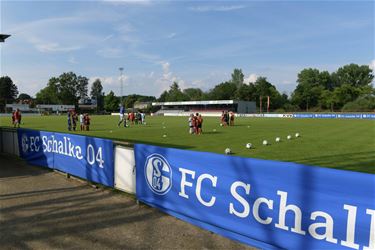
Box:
(0, 154), (253, 250)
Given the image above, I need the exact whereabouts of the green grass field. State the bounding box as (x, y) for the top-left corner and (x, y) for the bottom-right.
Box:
(1, 115), (374, 174)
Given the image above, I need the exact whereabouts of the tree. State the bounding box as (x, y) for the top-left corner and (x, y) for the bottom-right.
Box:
(319, 89), (338, 111)
(90, 79), (104, 111)
(35, 72), (89, 106)
(183, 88), (204, 101)
(56, 72), (88, 105)
(292, 68), (324, 110)
(235, 83), (256, 101)
(208, 81), (237, 100)
(231, 68), (244, 87)
(253, 77), (285, 110)
(124, 94), (139, 109)
(342, 96), (375, 112)
(158, 91), (168, 102)
(0, 76), (18, 111)
(331, 64), (374, 88)
(332, 84), (361, 108)
(104, 91), (120, 111)
(319, 71), (333, 90)
(35, 78), (60, 104)
(166, 82), (188, 101)
(157, 82), (188, 102)
(18, 93), (31, 100)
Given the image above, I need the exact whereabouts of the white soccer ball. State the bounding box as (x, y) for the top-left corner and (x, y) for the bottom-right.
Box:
(263, 140), (268, 145)
(246, 143), (252, 149)
(213, 129), (217, 132)
(295, 133), (300, 138)
(163, 134), (167, 138)
(220, 123), (223, 127)
(287, 135), (292, 140)
(275, 137), (280, 142)
(225, 148), (231, 154)
(163, 126), (166, 129)
(110, 130), (113, 133)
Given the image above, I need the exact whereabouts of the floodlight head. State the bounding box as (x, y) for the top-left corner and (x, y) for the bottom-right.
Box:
(0, 34), (11, 42)
(119, 67), (124, 71)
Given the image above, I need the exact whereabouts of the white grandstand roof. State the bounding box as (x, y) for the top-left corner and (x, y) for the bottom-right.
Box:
(152, 100), (236, 106)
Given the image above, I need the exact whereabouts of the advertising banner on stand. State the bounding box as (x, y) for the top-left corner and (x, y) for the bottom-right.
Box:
(18, 128), (114, 187)
(135, 144), (375, 250)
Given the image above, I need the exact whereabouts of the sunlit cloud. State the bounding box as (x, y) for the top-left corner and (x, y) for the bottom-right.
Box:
(189, 5), (246, 12)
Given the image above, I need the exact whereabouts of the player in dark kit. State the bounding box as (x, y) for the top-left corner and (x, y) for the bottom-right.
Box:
(197, 114), (203, 134)
(67, 111), (72, 131)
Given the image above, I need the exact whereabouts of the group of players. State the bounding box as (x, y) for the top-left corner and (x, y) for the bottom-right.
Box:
(118, 106), (146, 127)
(221, 110), (235, 126)
(67, 110), (91, 131)
(188, 113), (204, 135)
(11, 109), (22, 128)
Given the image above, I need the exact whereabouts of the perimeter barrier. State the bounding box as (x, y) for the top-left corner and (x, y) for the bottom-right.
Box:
(236, 113), (375, 119)
(0, 127), (374, 250)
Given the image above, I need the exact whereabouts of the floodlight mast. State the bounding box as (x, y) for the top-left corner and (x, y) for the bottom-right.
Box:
(119, 67), (124, 106)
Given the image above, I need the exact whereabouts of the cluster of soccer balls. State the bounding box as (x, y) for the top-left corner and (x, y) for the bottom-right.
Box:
(225, 133), (300, 154)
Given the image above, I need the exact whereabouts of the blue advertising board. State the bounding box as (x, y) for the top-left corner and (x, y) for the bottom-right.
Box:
(313, 113), (337, 119)
(362, 114), (375, 119)
(293, 113), (314, 118)
(135, 144), (375, 250)
(18, 128), (114, 187)
(337, 114), (363, 119)
(18, 129), (55, 168)
(292, 113), (375, 119)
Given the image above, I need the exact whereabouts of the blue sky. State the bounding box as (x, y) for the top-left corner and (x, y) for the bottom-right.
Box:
(0, 0), (374, 98)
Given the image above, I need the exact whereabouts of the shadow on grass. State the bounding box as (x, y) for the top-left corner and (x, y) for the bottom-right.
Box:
(107, 137), (195, 150)
(295, 150), (375, 174)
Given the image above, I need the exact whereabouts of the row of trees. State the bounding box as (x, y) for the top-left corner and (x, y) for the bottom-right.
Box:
(158, 77), (289, 111)
(292, 64), (374, 111)
(1, 63), (373, 113)
(158, 63), (374, 112)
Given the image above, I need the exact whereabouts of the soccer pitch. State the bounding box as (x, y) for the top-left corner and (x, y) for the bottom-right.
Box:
(1, 115), (374, 174)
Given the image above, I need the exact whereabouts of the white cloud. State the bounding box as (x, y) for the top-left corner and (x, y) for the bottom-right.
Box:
(7, 15), (101, 54)
(68, 56), (78, 64)
(167, 33), (177, 39)
(189, 5), (245, 12)
(96, 47), (124, 58)
(244, 73), (258, 84)
(102, 0), (152, 5)
(29, 38), (81, 53)
(118, 74), (129, 83)
(369, 60), (375, 70)
(156, 61), (185, 93)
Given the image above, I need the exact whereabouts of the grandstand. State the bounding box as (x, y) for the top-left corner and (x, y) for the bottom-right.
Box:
(152, 100), (256, 116)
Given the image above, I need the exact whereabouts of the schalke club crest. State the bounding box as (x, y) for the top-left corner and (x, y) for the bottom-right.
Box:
(144, 154), (172, 195)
